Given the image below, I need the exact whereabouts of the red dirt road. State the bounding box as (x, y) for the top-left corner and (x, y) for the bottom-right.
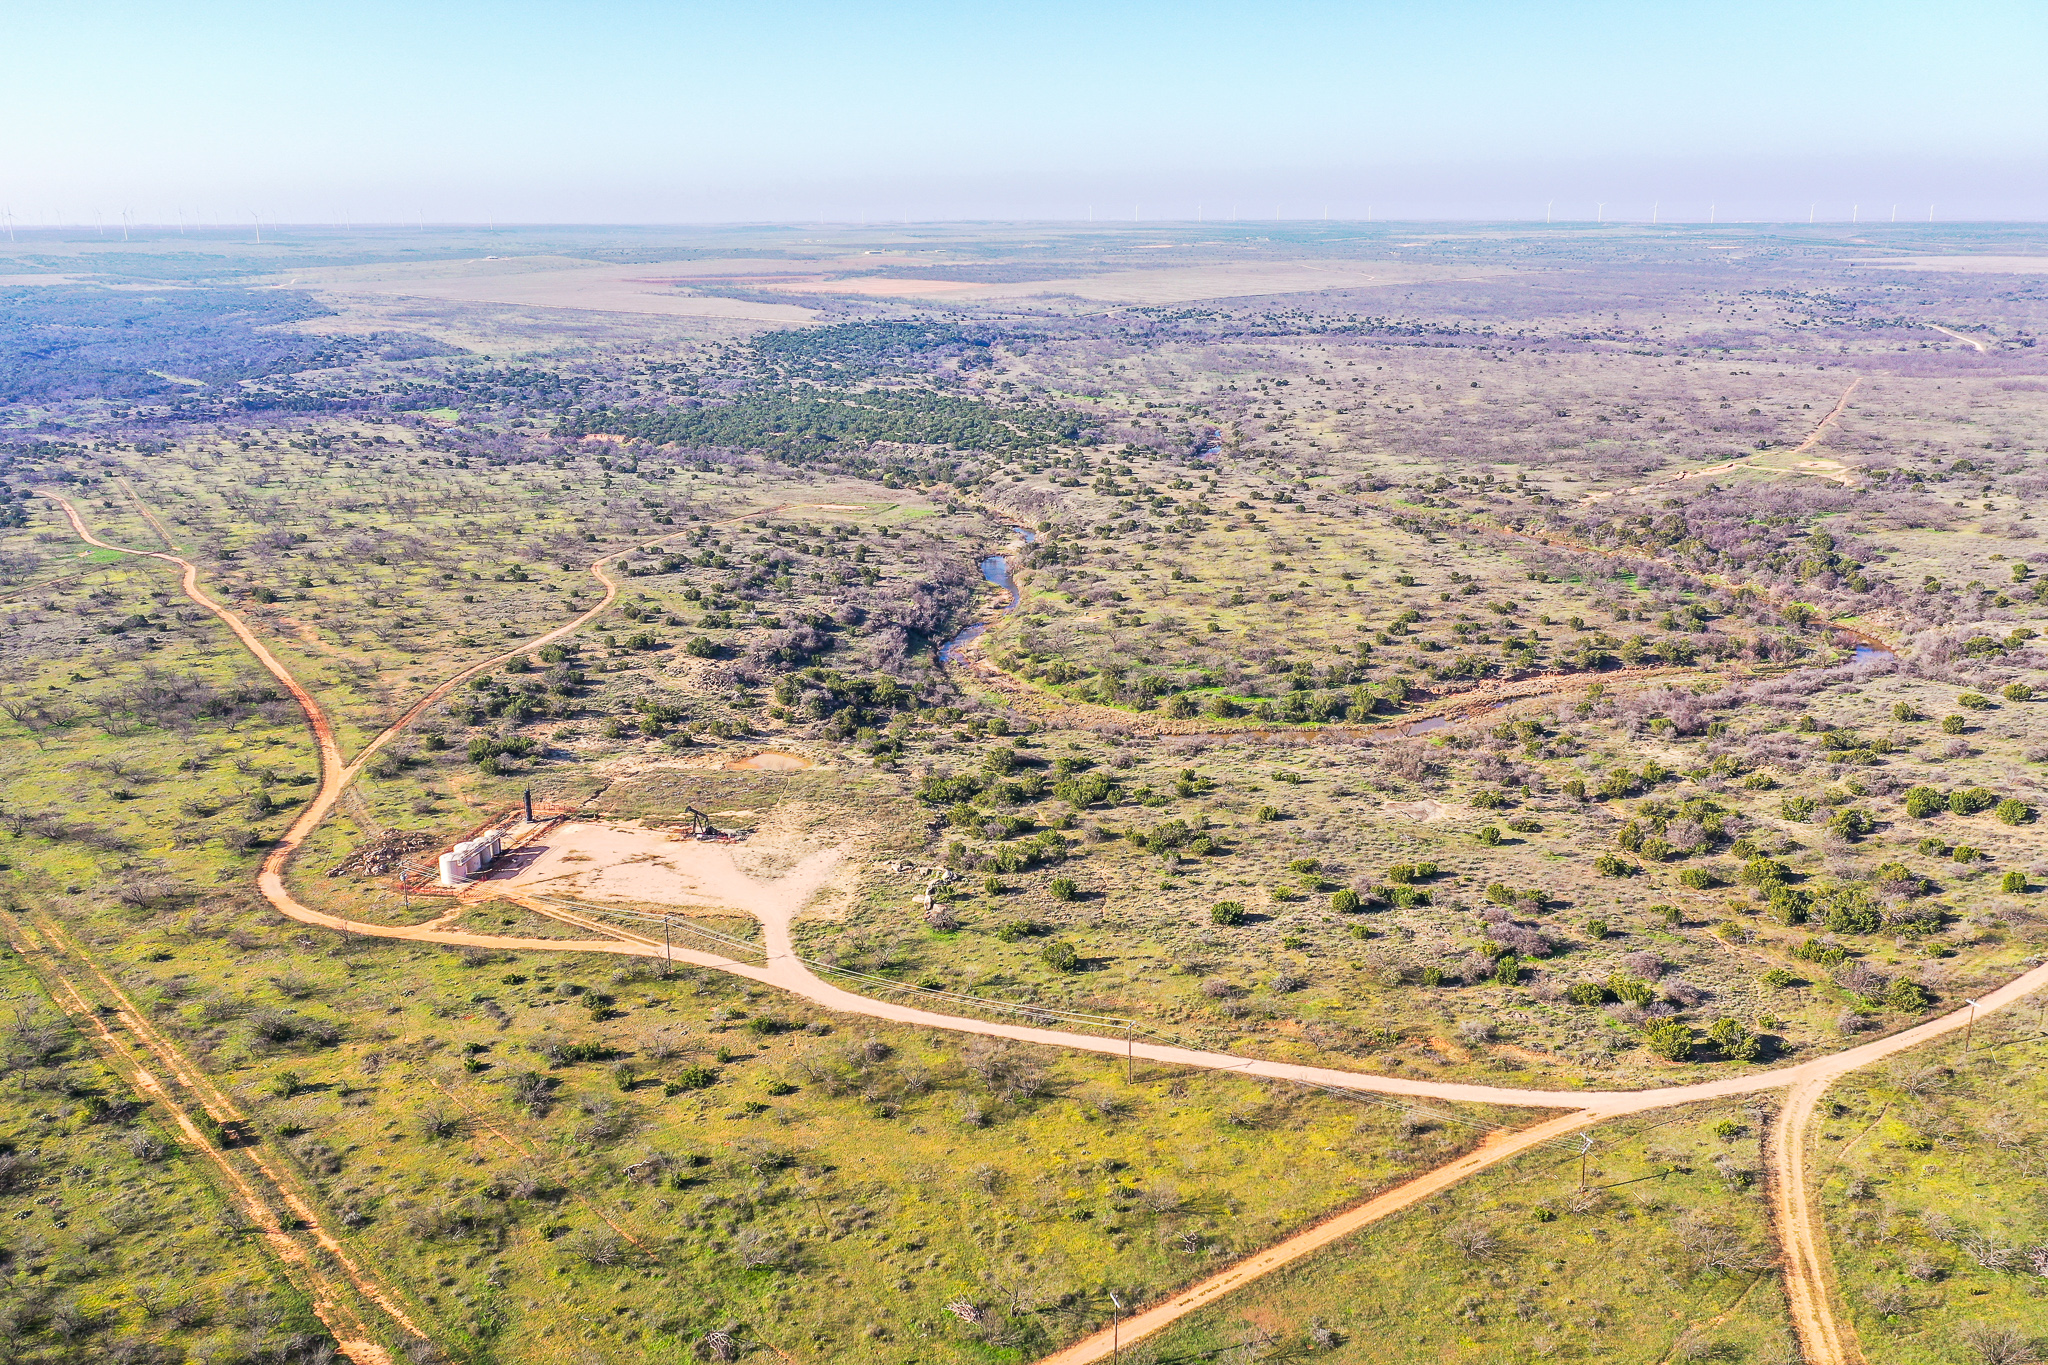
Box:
(40, 487), (2046, 1365)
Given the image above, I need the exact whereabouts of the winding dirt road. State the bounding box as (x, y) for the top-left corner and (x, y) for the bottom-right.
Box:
(36, 488), (2045, 1365)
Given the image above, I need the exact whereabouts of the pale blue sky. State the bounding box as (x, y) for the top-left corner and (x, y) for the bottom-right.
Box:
(4, 0), (2043, 224)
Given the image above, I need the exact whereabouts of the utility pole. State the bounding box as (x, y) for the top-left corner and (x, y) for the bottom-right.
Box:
(1962, 998), (1979, 1056)
(1110, 1291), (1124, 1363)
(662, 916), (672, 978)
(1125, 1021), (1134, 1084)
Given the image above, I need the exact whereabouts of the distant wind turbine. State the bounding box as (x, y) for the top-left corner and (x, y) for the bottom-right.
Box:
(1808, 203), (1815, 224)
(1596, 202), (1605, 223)
(1652, 201), (1659, 224)
(1890, 204), (1897, 222)
(1545, 199), (1553, 223)
(1709, 203), (1716, 223)
(1928, 203), (1935, 222)
(1852, 204), (1859, 223)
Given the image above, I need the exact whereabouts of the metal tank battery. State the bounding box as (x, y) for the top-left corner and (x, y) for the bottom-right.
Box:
(437, 830), (503, 886)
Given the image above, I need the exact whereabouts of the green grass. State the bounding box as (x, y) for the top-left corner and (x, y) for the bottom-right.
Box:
(0, 945), (325, 1364)
(1818, 1009), (2048, 1361)
(22, 892), (1533, 1364)
(3, 233), (2047, 1362)
(1137, 1099), (1792, 1365)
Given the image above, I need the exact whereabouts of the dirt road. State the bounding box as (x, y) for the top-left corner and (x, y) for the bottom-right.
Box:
(1789, 378), (1861, 455)
(1770, 1076), (1866, 1365)
(40, 487), (2043, 1364)
(1580, 376), (1860, 505)
(1926, 324), (1988, 353)
(6, 915), (406, 1365)
(1037, 1107), (1604, 1365)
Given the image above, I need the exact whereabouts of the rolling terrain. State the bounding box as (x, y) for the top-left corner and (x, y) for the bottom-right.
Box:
(1, 220), (2045, 1365)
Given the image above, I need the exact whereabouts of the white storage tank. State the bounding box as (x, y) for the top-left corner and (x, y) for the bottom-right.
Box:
(437, 830), (503, 886)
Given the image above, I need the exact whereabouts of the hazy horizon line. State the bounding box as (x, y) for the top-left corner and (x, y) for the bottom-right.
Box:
(7, 218), (2044, 234)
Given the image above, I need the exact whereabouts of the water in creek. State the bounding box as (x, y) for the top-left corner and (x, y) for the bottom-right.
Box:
(939, 527), (1032, 663)
(1839, 629), (1897, 664)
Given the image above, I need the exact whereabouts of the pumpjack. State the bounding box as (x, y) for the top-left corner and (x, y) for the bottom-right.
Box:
(683, 807), (742, 843)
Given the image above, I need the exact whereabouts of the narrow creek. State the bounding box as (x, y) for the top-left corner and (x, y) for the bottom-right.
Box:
(939, 527), (1034, 663)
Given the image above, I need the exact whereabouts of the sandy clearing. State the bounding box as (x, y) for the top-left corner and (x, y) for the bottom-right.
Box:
(484, 820), (745, 909)
(336, 271), (818, 323)
(482, 820), (846, 915)
(1384, 798), (1464, 822)
(795, 276), (995, 296)
(278, 252), (953, 323)
(772, 259), (1502, 305)
(1846, 255), (2048, 273)
(726, 751), (813, 771)
(292, 256), (832, 323)
(284, 254), (822, 287)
